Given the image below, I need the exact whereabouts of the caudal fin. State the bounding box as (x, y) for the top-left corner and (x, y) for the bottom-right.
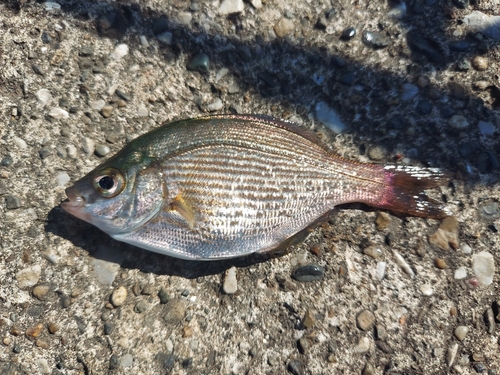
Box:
(379, 165), (450, 219)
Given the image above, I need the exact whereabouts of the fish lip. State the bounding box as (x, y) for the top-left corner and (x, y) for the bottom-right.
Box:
(61, 186), (85, 210)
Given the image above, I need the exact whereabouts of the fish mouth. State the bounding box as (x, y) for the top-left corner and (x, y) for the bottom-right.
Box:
(61, 186), (85, 212)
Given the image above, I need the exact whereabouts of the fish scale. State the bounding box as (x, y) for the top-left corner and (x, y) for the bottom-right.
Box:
(62, 115), (448, 260)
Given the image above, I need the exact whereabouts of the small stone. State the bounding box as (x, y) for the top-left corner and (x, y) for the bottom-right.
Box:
(177, 12), (192, 25)
(116, 89), (131, 101)
(32, 285), (50, 300)
(137, 104), (149, 117)
(223, 266), (237, 294)
(375, 324), (387, 340)
(35, 339), (49, 349)
(356, 310), (376, 331)
(393, 250), (414, 278)
(484, 307), (496, 334)
(206, 98), (223, 112)
(158, 287), (170, 304)
(5, 195), (22, 209)
(302, 309), (316, 329)
(287, 360), (304, 375)
(292, 264), (325, 282)
(472, 251), (495, 286)
(39, 147), (51, 159)
(163, 299), (187, 324)
(454, 326), (469, 341)
(435, 258), (448, 269)
(375, 262), (386, 280)
(104, 322), (114, 335)
(182, 325), (193, 337)
(472, 56), (488, 71)
(429, 217), (459, 251)
(362, 362), (375, 375)
(0, 156), (13, 166)
(400, 83), (419, 101)
(341, 27), (356, 40)
(120, 354), (133, 368)
(56, 172), (70, 187)
(81, 137), (95, 156)
(157, 31), (173, 45)
(362, 30), (390, 48)
(473, 363), (487, 373)
(368, 146), (387, 161)
(49, 107), (69, 119)
(474, 80), (490, 90)
(101, 105), (113, 118)
(448, 115), (469, 129)
(354, 337), (370, 353)
(134, 300), (148, 313)
(48, 323), (59, 334)
(26, 323), (44, 339)
(36, 89), (52, 106)
(452, 267), (467, 280)
(478, 121), (495, 136)
(417, 76), (430, 88)
(3, 337), (11, 346)
(219, 0), (244, 15)
(419, 284), (434, 296)
(16, 265), (41, 288)
(110, 44), (129, 60)
(89, 99), (105, 110)
(447, 343), (459, 367)
(95, 144), (111, 157)
(165, 339), (174, 353)
(298, 337), (310, 353)
(314, 101), (346, 134)
(274, 17), (295, 38)
(363, 245), (383, 259)
(250, 0), (262, 9)
(110, 286), (127, 307)
(187, 53), (210, 73)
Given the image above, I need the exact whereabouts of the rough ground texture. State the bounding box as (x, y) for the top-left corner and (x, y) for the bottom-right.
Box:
(1, 0), (499, 374)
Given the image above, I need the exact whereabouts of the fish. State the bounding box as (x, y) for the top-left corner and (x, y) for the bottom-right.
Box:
(62, 114), (448, 260)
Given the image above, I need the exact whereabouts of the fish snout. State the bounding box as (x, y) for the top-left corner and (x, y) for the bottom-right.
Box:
(62, 185), (85, 210)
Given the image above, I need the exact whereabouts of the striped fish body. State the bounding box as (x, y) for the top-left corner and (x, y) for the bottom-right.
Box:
(62, 115), (447, 260)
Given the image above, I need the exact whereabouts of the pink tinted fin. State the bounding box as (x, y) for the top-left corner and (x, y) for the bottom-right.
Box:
(378, 165), (450, 219)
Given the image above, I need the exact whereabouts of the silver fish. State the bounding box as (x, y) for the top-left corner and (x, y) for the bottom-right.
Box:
(62, 114), (448, 260)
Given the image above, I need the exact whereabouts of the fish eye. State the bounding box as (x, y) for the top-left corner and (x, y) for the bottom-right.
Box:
(93, 168), (125, 197)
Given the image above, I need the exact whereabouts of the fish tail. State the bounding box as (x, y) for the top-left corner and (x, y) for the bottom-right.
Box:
(377, 165), (450, 219)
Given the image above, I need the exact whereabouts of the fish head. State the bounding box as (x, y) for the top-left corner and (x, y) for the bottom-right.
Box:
(62, 148), (165, 235)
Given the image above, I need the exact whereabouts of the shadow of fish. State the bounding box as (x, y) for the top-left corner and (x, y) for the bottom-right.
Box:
(62, 115), (448, 260)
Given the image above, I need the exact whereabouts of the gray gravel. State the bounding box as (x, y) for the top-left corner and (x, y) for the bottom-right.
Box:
(1, 0), (499, 374)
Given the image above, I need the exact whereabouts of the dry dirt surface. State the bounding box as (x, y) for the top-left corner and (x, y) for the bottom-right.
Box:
(1, 0), (499, 374)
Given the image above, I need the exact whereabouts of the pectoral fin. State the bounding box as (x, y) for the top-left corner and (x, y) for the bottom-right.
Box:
(169, 193), (196, 228)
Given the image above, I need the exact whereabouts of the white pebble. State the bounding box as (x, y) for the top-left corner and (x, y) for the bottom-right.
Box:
(49, 107), (69, 119)
(219, 0), (244, 15)
(447, 343), (459, 367)
(223, 266), (238, 294)
(37, 358), (51, 374)
(354, 337), (370, 353)
(81, 137), (95, 156)
(66, 144), (77, 159)
(454, 326), (469, 341)
(16, 265), (42, 288)
(120, 354), (133, 368)
(56, 172), (70, 187)
(177, 11), (193, 25)
(44, 1), (61, 10)
(137, 104), (149, 117)
(216, 68), (229, 82)
(139, 35), (149, 47)
(89, 99), (105, 110)
(207, 98), (223, 112)
(165, 338), (174, 353)
(460, 243), (472, 254)
(472, 251), (495, 286)
(388, 2), (406, 19)
(250, 0), (263, 9)
(392, 250), (415, 278)
(107, 84), (119, 96)
(375, 262), (386, 280)
(454, 267), (467, 279)
(110, 44), (129, 60)
(36, 89), (52, 106)
(13, 136), (28, 149)
(110, 286), (128, 307)
(363, 245), (383, 259)
(314, 101), (347, 134)
(419, 284), (433, 296)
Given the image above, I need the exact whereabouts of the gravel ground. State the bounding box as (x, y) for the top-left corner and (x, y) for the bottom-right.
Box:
(1, 0), (499, 374)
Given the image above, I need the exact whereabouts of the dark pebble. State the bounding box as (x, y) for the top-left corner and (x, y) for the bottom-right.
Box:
(96, 9), (128, 39)
(39, 147), (51, 159)
(407, 31), (444, 64)
(32, 64), (44, 75)
(79, 46), (94, 57)
(134, 300), (148, 313)
(287, 360), (304, 375)
(375, 340), (393, 354)
(41, 31), (52, 44)
(0, 156), (13, 166)
(340, 72), (355, 85)
(109, 354), (119, 370)
(116, 89), (131, 101)
(58, 292), (71, 308)
(452, 0), (468, 8)
(292, 264), (325, 282)
(456, 58), (471, 71)
(449, 40), (471, 52)
(416, 100), (432, 115)
(12, 344), (21, 353)
(362, 30), (390, 48)
(341, 27), (356, 40)
(153, 17), (170, 35)
(182, 358), (193, 369)
(74, 316), (87, 334)
(473, 363), (486, 373)
(5, 195), (22, 210)
(158, 287), (170, 304)
(187, 53), (210, 73)
(104, 322), (114, 335)
(155, 352), (175, 373)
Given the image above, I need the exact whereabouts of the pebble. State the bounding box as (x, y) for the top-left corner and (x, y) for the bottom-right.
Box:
(478, 121), (495, 136)
(36, 89), (52, 106)
(89, 99), (105, 110)
(120, 354), (133, 368)
(368, 146), (387, 161)
(463, 11), (500, 40)
(472, 251), (495, 286)
(287, 360), (304, 375)
(223, 266), (238, 294)
(95, 144), (111, 157)
(454, 326), (469, 341)
(177, 12), (192, 25)
(37, 359), (50, 374)
(400, 83), (419, 101)
(110, 286), (127, 307)
(484, 307), (496, 334)
(67, 145), (77, 159)
(134, 300), (148, 313)
(16, 265), (41, 288)
(45, 1), (61, 10)
(48, 323), (59, 334)
(314, 101), (346, 134)
(26, 323), (44, 339)
(447, 343), (459, 367)
(187, 53), (210, 73)
(250, 0), (262, 9)
(32, 285), (50, 300)
(81, 137), (95, 156)
(448, 115), (469, 129)
(356, 310), (376, 331)
(375, 262), (386, 280)
(1, 156), (13, 166)
(274, 18), (295, 38)
(35, 339), (49, 349)
(158, 287), (170, 304)
(157, 31), (173, 45)
(56, 172), (70, 187)
(110, 44), (129, 60)
(292, 264), (325, 282)
(393, 250), (414, 278)
(419, 284), (434, 296)
(182, 326), (193, 338)
(206, 98), (223, 112)
(454, 267), (467, 279)
(116, 89), (131, 101)
(472, 56), (488, 71)
(435, 258), (448, 269)
(103, 322), (114, 335)
(165, 338), (174, 353)
(362, 362), (375, 375)
(101, 105), (113, 118)
(163, 299), (187, 324)
(354, 337), (370, 353)
(429, 217), (459, 251)
(362, 30), (390, 48)
(49, 107), (69, 119)
(341, 27), (356, 40)
(302, 309), (316, 329)
(5, 195), (22, 210)
(363, 245), (383, 259)
(137, 104), (149, 117)
(219, 0), (244, 14)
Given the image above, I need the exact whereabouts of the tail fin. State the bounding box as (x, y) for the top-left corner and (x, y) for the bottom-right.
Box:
(379, 165), (450, 219)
